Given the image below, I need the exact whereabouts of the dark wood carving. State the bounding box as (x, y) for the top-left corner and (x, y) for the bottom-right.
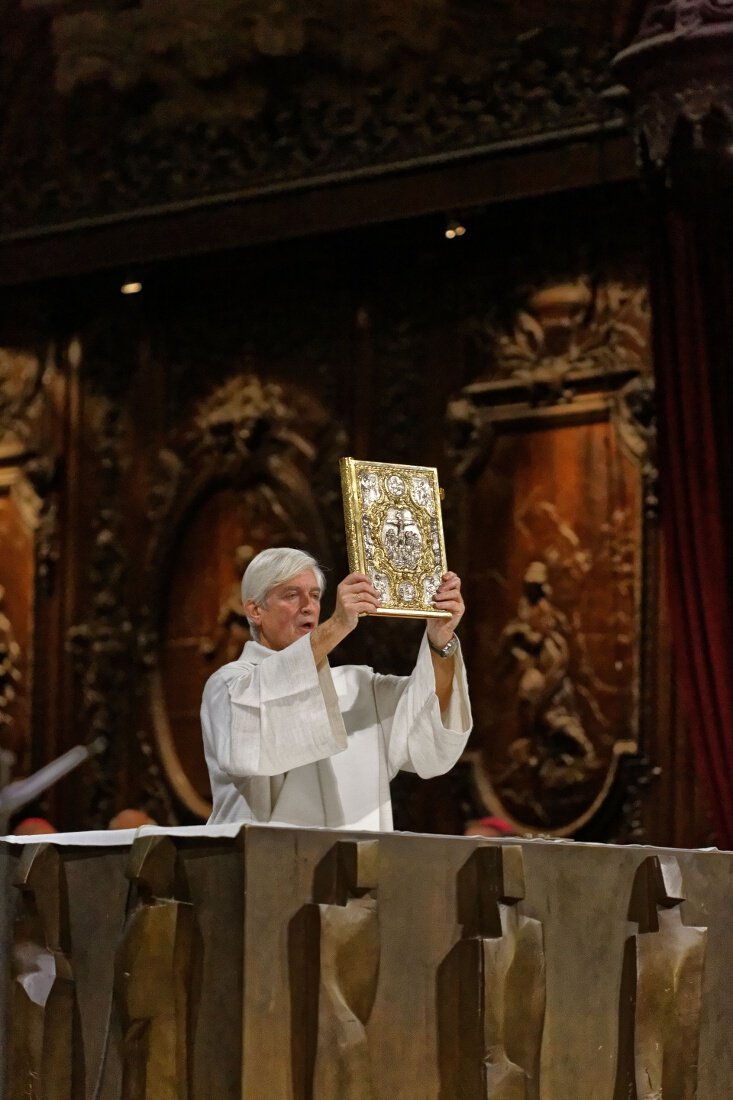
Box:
(114, 834), (200, 1100)
(0, 3), (630, 239)
(448, 277), (655, 836)
(289, 839), (380, 1100)
(614, 855), (707, 1100)
(437, 843), (545, 1099)
(8, 843), (83, 1100)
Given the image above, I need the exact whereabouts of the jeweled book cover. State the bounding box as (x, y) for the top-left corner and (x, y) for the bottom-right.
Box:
(339, 457), (451, 619)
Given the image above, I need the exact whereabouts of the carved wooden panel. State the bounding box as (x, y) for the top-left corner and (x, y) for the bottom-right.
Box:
(447, 276), (654, 837)
(238, 827), (733, 1099)
(3, 827), (733, 1097)
(465, 417), (642, 833)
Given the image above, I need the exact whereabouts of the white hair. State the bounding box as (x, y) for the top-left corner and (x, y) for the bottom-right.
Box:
(241, 547), (326, 640)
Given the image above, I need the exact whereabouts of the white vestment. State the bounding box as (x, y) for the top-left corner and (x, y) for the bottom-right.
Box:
(201, 631), (472, 831)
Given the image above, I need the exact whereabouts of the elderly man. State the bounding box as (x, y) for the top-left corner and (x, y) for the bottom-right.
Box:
(201, 547), (472, 830)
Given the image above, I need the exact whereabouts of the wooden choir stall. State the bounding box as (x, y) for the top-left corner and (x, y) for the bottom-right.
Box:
(0, 823), (730, 1099)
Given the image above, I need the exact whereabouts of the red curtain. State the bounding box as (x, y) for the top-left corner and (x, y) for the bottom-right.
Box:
(650, 180), (733, 848)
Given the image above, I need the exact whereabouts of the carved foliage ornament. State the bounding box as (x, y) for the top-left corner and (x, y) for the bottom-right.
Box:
(450, 278), (650, 477)
(463, 279), (649, 385)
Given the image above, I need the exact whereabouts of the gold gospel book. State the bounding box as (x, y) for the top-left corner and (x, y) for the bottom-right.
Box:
(339, 457), (451, 619)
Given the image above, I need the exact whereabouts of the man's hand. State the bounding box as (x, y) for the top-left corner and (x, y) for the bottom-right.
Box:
(331, 572), (381, 631)
(310, 572), (380, 665)
(426, 572), (465, 651)
(425, 571), (465, 712)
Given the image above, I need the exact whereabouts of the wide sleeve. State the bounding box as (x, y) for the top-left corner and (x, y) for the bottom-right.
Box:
(373, 632), (473, 780)
(201, 635), (348, 778)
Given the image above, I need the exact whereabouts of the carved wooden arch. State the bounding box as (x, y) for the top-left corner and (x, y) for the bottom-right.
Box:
(142, 374), (347, 819)
(448, 278), (655, 839)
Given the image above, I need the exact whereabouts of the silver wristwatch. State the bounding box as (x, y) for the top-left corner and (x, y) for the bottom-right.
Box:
(428, 634), (459, 659)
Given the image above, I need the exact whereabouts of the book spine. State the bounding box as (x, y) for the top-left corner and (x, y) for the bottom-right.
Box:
(339, 457), (363, 574)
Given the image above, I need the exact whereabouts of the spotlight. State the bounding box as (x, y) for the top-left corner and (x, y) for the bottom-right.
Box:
(444, 217), (466, 240)
(120, 281), (142, 295)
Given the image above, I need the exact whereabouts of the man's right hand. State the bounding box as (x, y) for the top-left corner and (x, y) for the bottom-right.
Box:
(310, 572), (380, 665)
(331, 572), (381, 632)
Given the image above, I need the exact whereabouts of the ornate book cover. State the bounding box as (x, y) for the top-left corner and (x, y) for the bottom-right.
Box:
(339, 457), (451, 619)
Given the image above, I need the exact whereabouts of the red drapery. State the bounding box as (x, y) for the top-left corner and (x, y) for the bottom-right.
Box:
(650, 181), (733, 849)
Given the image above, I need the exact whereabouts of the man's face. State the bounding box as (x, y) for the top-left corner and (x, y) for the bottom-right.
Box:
(246, 569), (322, 652)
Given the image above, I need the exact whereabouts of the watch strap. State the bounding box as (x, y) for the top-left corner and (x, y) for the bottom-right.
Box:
(428, 634), (459, 659)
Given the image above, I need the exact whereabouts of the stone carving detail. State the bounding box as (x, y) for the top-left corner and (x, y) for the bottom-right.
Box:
(289, 840), (380, 1100)
(614, 855), (707, 1100)
(437, 844), (546, 1099)
(2, 9), (625, 235)
(9, 843), (83, 1100)
(113, 835), (199, 1100)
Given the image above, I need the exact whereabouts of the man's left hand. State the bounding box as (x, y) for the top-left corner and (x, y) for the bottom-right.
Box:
(426, 571), (465, 650)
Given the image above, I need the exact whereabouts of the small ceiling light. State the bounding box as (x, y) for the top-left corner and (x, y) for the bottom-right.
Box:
(120, 281), (142, 295)
(444, 217), (466, 240)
